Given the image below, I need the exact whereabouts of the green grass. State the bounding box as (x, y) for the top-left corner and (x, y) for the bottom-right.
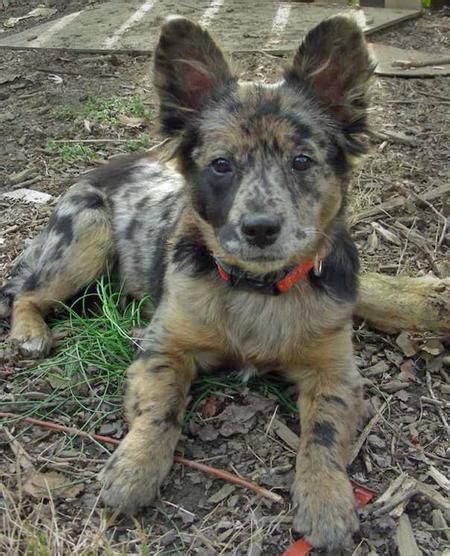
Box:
(54, 95), (152, 126)
(126, 133), (151, 151)
(1, 278), (296, 450)
(46, 141), (98, 163)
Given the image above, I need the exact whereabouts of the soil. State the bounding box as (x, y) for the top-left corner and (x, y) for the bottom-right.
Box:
(0, 4), (449, 556)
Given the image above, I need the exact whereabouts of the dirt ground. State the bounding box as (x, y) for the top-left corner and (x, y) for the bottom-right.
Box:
(0, 3), (449, 555)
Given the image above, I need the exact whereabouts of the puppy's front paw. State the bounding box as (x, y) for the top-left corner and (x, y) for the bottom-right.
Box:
(292, 470), (358, 551)
(10, 321), (52, 358)
(99, 434), (173, 515)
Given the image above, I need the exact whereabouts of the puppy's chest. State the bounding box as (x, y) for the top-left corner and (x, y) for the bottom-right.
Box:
(175, 278), (345, 366)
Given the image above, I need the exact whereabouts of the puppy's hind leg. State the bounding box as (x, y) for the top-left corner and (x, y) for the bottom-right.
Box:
(3, 185), (113, 358)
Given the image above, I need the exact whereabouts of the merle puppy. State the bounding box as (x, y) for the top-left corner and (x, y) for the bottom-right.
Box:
(0, 15), (374, 550)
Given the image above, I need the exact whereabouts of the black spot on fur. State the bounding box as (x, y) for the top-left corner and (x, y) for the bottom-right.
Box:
(147, 225), (169, 304)
(321, 394), (348, 408)
(48, 214), (74, 245)
(125, 218), (140, 240)
(23, 272), (39, 292)
(312, 420), (337, 448)
(70, 192), (105, 210)
(172, 234), (215, 276)
(310, 223), (359, 303)
(152, 408), (181, 429)
(87, 153), (147, 190)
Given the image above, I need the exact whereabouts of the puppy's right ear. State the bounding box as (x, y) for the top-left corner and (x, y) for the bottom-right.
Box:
(154, 17), (236, 136)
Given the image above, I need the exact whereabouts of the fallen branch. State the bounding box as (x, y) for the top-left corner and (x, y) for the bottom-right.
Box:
(356, 273), (450, 335)
(0, 412), (282, 504)
(372, 472), (450, 517)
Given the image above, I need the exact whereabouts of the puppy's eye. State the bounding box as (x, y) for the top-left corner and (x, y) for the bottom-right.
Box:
(211, 158), (233, 175)
(292, 154), (314, 171)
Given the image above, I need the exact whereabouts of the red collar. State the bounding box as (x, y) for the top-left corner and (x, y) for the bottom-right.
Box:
(215, 256), (320, 295)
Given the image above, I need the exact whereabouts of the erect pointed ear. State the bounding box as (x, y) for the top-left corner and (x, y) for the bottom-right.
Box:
(285, 15), (374, 137)
(154, 17), (236, 136)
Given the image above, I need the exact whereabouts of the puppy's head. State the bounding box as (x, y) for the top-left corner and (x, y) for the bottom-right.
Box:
(154, 16), (373, 273)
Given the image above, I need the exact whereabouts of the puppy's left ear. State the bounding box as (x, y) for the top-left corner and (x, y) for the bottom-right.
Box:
(154, 17), (236, 136)
(285, 16), (374, 149)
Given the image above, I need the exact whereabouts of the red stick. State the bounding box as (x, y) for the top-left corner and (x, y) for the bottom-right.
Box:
(0, 411), (282, 503)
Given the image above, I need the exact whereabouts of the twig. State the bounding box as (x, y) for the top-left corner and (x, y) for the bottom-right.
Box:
(0, 411), (283, 504)
(428, 466), (450, 493)
(396, 186), (448, 251)
(371, 129), (418, 146)
(372, 473), (450, 517)
(350, 399), (388, 465)
(351, 183), (450, 225)
(426, 372), (449, 433)
(51, 139), (138, 144)
(391, 57), (450, 69)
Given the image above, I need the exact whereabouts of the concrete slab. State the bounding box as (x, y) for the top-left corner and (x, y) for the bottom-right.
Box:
(0, 0), (421, 54)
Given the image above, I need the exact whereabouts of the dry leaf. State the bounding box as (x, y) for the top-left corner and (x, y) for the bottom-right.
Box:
(202, 396), (218, 418)
(396, 332), (417, 357)
(421, 339), (444, 356)
(23, 470), (84, 500)
(399, 359), (417, 382)
(118, 115), (145, 128)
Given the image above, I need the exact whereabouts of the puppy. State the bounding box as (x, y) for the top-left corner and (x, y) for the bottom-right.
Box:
(0, 15), (373, 550)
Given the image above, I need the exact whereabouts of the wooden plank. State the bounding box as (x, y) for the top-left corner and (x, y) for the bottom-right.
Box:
(372, 43), (450, 77)
(385, 0), (422, 9)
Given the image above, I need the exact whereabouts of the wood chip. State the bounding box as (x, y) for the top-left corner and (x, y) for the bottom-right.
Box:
(432, 509), (450, 541)
(428, 466), (450, 493)
(395, 514), (420, 556)
(271, 418), (299, 451)
(396, 332), (418, 357)
(371, 221), (401, 245)
(207, 483), (236, 504)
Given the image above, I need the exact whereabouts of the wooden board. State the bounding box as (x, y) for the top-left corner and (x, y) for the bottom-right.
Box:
(372, 43), (450, 77)
(0, 0), (421, 54)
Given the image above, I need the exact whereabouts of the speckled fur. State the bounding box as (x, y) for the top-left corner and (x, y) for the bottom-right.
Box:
(0, 15), (374, 551)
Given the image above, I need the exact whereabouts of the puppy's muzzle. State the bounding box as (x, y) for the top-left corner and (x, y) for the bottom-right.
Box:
(240, 213), (281, 248)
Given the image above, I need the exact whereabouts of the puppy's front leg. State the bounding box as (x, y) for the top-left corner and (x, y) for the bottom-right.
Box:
(100, 348), (195, 514)
(290, 328), (363, 551)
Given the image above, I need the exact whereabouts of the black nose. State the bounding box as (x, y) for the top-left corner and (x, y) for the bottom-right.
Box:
(241, 213), (282, 248)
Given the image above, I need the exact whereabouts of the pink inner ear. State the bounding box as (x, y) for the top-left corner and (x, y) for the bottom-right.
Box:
(184, 66), (215, 110)
(313, 67), (343, 105)
(312, 64), (351, 121)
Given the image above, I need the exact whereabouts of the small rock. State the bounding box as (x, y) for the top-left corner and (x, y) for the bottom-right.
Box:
(1, 188), (52, 204)
(98, 422), (119, 436)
